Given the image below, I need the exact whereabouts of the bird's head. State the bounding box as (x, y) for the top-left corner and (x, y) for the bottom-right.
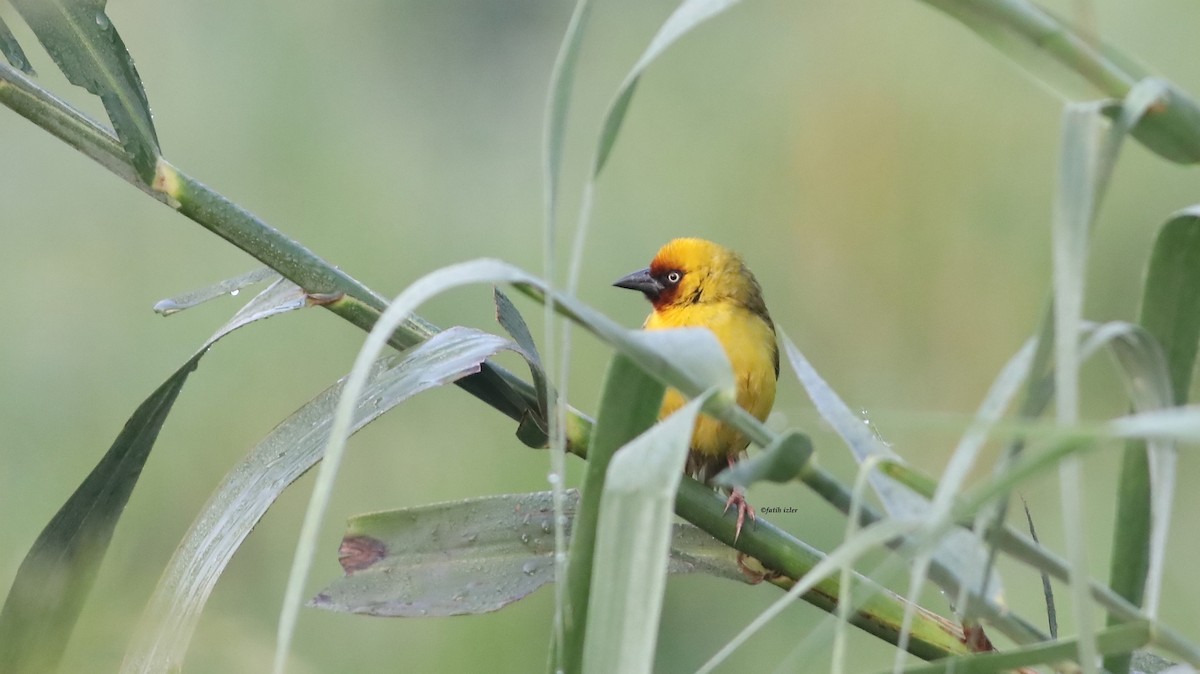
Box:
(613, 238), (766, 313)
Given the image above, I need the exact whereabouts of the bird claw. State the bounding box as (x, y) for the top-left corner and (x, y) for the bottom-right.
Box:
(723, 489), (756, 541)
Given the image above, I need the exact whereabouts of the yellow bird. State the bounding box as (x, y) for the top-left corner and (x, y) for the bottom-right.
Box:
(614, 238), (778, 538)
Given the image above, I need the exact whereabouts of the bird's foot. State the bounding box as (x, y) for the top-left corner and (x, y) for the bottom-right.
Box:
(723, 488), (756, 541)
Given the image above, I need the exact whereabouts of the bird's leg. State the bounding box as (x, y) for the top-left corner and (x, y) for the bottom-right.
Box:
(722, 456), (756, 540)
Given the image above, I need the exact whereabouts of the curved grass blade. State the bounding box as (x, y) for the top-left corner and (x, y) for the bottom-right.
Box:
(122, 325), (513, 674)
(593, 0), (742, 175)
(0, 278), (308, 674)
(564, 0), (747, 297)
(1108, 206), (1200, 672)
(8, 0), (160, 181)
(780, 332), (1005, 607)
(153, 267), (278, 316)
(310, 491), (740, 618)
(0, 17), (34, 75)
(494, 288), (551, 446)
(562, 354), (665, 673)
(581, 393), (711, 674)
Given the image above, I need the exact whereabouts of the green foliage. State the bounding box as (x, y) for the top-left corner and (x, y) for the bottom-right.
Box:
(3, 1), (1200, 673)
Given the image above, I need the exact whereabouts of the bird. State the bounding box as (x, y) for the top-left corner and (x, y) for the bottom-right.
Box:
(613, 237), (778, 539)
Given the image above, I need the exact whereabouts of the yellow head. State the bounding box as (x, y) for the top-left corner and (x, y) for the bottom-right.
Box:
(613, 238), (772, 320)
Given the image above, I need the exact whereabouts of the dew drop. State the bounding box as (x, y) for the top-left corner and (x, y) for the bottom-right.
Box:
(521, 561), (539, 575)
(230, 288), (240, 296)
(95, 13), (110, 28)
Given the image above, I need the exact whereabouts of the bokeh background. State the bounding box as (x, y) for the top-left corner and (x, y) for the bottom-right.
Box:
(2, 0), (1199, 671)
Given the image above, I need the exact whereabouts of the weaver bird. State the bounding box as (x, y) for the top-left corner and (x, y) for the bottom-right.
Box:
(614, 238), (778, 539)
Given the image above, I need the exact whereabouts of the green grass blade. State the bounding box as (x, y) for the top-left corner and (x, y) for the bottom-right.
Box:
(0, 356), (199, 674)
(9, 0), (160, 182)
(1053, 101), (1104, 674)
(0, 16), (34, 75)
(1139, 207), (1200, 403)
(562, 354), (664, 673)
(1108, 206), (1200, 671)
(593, 0), (742, 175)
(780, 332), (1005, 607)
(581, 393), (711, 674)
(0, 278), (308, 674)
(152, 268), (278, 316)
(121, 326), (512, 674)
(494, 288), (551, 446)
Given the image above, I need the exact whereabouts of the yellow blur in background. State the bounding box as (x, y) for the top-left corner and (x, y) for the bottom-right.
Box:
(1, 0), (1199, 671)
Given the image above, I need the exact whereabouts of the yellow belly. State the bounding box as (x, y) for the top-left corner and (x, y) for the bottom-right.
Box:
(646, 302), (777, 463)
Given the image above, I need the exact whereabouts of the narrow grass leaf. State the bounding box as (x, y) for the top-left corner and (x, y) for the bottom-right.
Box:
(1094, 324), (1174, 620)
(153, 267), (278, 316)
(309, 491), (741, 617)
(1107, 207), (1200, 667)
(0, 279), (308, 674)
(581, 393), (711, 674)
(563, 354), (664, 673)
(0, 17), (34, 75)
(494, 288), (551, 446)
(0, 358), (198, 674)
(1054, 102), (1104, 674)
(1139, 207), (1200, 402)
(122, 326), (510, 674)
(1139, 207), (1200, 619)
(594, 0), (742, 174)
(780, 332), (1004, 605)
(542, 0), (592, 221)
(9, 0), (160, 181)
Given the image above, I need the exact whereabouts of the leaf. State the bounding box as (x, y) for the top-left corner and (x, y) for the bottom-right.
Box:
(582, 393), (712, 674)
(542, 0), (593, 220)
(780, 333), (1005, 606)
(9, 0), (160, 181)
(153, 267), (278, 316)
(309, 491), (740, 618)
(1139, 207), (1200, 405)
(121, 326), (516, 674)
(0, 279), (309, 674)
(0, 17), (34, 75)
(594, 0), (742, 175)
(562, 354), (665, 672)
(0, 357), (198, 674)
(493, 288), (551, 446)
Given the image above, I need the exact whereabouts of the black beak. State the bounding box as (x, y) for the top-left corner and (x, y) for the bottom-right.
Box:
(613, 267), (663, 300)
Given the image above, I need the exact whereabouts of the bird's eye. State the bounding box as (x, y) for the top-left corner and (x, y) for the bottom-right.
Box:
(665, 271), (682, 285)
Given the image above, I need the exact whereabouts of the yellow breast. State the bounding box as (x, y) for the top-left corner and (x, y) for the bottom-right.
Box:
(645, 301), (777, 458)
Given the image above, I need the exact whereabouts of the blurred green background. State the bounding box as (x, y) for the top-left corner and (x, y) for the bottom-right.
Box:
(2, 0), (1199, 671)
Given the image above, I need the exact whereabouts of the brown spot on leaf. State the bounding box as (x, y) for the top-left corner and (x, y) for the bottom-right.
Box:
(339, 535), (388, 574)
